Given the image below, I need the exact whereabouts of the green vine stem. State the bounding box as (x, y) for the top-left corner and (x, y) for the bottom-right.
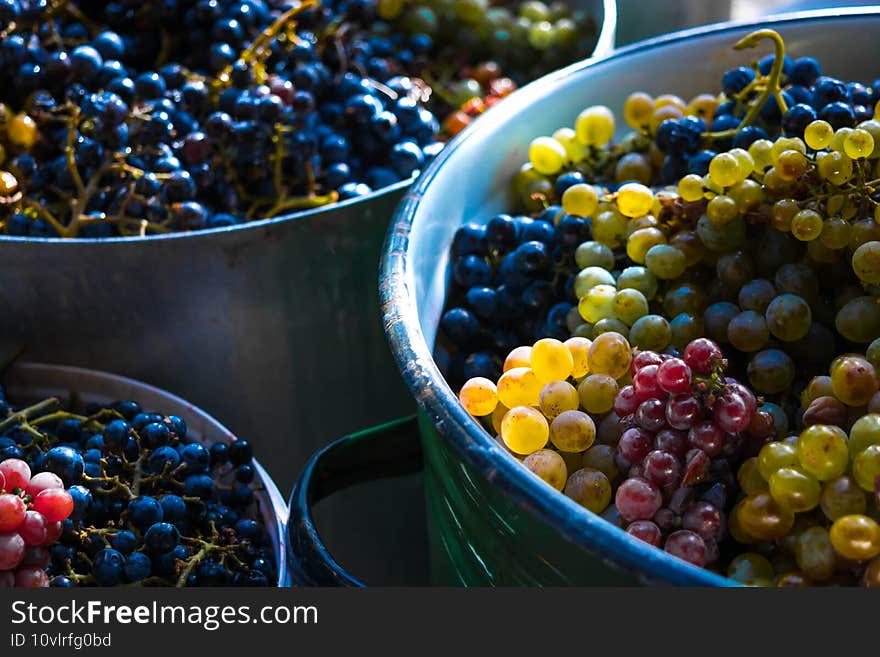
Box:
(0, 397), (60, 434)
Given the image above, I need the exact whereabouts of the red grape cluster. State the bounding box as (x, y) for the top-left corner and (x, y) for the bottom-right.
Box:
(0, 459), (74, 588)
(611, 338), (773, 569)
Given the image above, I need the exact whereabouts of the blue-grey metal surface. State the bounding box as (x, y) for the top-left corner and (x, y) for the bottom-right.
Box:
(1, 362), (290, 587)
(380, 9), (880, 586)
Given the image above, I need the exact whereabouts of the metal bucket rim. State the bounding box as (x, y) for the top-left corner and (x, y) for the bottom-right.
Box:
(380, 7), (880, 587)
(2, 361), (290, 587)
(0, 0), (615, 246)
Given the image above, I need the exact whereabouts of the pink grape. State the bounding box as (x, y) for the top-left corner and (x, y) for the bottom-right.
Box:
(618, 428), (653, 465)
(43, 521), (63, 545)
(32, 489), (73, 523)
(18, 511), (47, 546)
(0, 470), (5, 491)
(683, 449), (710, 486)
(615, 477), (662, 521)
(664, 530), (708, 567)
(631, 350), (663, 375)
(657, 358), (692, 394)
(713, 390), (751, 432)
(20, 545), (50, 569)
(14, 566), (49, 588)
(0, 494), (26, 532)
(654, 429), (688, 458)
(635, 398), (667, 432)
(683, 338), (722, 375)
(633, 364), (665, 400)
(0, 459), (30, 492)
(688, 421), (724, 457)
(613, 385), (641, 417)
(643, 450), (681, 487)
(682, 502), (725, 541)
(666, 394), (702, 429)
(626, 520), (662, 547)
(0, 532), (25, 570)
(25, 472), (63, 498)
(726, 381), (757, 417)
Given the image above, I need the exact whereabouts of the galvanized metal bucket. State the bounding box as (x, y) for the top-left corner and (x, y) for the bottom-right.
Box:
(0, 0), (615, 501)
(1, 361), (290, 587)
(370, 9), (880, 586)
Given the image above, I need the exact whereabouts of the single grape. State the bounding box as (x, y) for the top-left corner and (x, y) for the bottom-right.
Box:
(613, 288), (649, 327)
(645, 245), (686, 280)
(528, 136), (566, 175)
(769, 467), (821, 512)
(0, 494), (26, 532)
(522, 450), (567, 491)
(617, 266), (659, 300)
(626, 520), (662, 547)
(617, 183), (655, 218)
(0, 459), (30, 491)
(727, 552), (774, 586)
(531, 338), (574, 382)
(626, 227), (666, 264)
(587, 332), (632, 379)
(820, 476), (867, 520)
(549, 410), (596, 453)
(795, 526), (836, 581)
(758, 441), (799, 480)
(727, 310), (769, 352)
(688, 421), (724, 457)
(848, 413), (880, 456)
(562, 184), (599, 218)
(737, 492), (795, 541)
(578, 284), (617, 324)
(564, 468), (611, 513)
(737, 457), (768, 495)
(636, 398), (668, 433)
(459, 377), (499, 417)
(829, 514), (880, 561)
(664, 530), (708, 567)
(797, 424), (849, 481)
(574, 266), (616, 298)
(500, 406), (549, 455)
(683, 338), (722, 375)
(577, 374), (618, 414)
(0, 532), (25, 570)
(503, 346), (532, 371)
(539, 381), (580, 419)
(575, 105), (615, 148)
(853, 444), (880, 492)
(643, 450), (681, 488)
(581, 444), (619, 481)
(747, 349), (795, 394)
(615, 477), (662, 522)
(497, 367), (542, 408)
(666, 394), (701, 430)
(613, 385), (640, 417)
(629, 315), (671, 352)
(574, 241), (614, 270)
(618, 428), (653, 465)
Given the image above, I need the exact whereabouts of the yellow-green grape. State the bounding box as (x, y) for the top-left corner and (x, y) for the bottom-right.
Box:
(7, 113), (38, 148)
(519, 1), (549, 21)
(820, 217), (852, 249)
(758, 441), (799, 480)
(644, 244), (686, 280)
(617, 265), (659, 300)
(831, 355), (879, 406)
(612, 288), (649, 326)
(578, 284), (617, 323)
(727, 553), (774, 586)
(769, 199), (796, 232)
(491, 403), (509, 435)
(562, 183), (599, 218)
(864, 556), (880, 587)
(708, 152), (741, 188)
(616, 182), (655, 218)
(531, 338), (574, 383)
(577, 374), (617, 414)
(844, 128), (875, 159)
(748, 139), (774, 171)
(628, 314), (671, 352)
(820, 476), (867, 520)
(678, 173), (704, 202)
(829, 127), (853, 152)
(738, 457), (769, 495)
(500, 406), (549, 455)
(497, 367), (542, 408)
(850, 414), (880, 456)
(769, 467), (821, 512)
(829, 514), (880, 561)
(592, 318), (630, 339)
(868, 339), (880, 371)
(552, 127), (586, 163)
(575, 105), (615, 147)
(790, 209), (824, 241)
(686, 93), (718, 120)
(729, 147), (754, 180)
(377, 0), (404, 19)
(776, 149), (809, 181)
(696, 214), (746, 252)
(503, 345), (531, 371)
(522, 449), (567, 491)
(581, 444), (618, 481)
(728, 179), (764, 212)
(587, 331), (631, 379)
(817, 150), (854, 185)
(801, 375), (834, 409)
(564, 467), (611, 513)
(527, 20), (556, 50)
(528, 136), (567, 175)
(852, 241), (880, 285)
(853, 444), (880, 492)
(539, 380), (579, 419)
(565, 337), (591, 378)
(623, 91), (654, 130)
(654, 94), (686, 111)
(771, 136), (807, 162)
(706, 195), (739, 226)
(795, 527), (836, 581)
(762, 167), (792, 196)
(549, 409), (596, 452)
(592, 209), (628, 248)
(625, 227), (666, 264)
(575, 241), (615, 270)
(574, 266), (616, 298)
(804, 119), (834, 150)
(797, 424), (849, 481)
(572, 323), (593, 339)
(857, 119), (880, 159)
(615, 153), (652, 185)
(459, 377), (499, 417)
(737, 492), (795, 541)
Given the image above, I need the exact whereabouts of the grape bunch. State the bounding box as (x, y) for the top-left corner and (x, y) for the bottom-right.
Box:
(0, 385), (276, 587)
(0, 457), (74, 588)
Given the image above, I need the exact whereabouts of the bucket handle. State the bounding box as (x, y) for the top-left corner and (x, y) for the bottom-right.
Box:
(288, 415), (423, 586)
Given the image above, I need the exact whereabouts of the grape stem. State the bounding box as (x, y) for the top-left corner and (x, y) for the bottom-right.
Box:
(703, 29), (789, 140)
(0, 397), (60, 434)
